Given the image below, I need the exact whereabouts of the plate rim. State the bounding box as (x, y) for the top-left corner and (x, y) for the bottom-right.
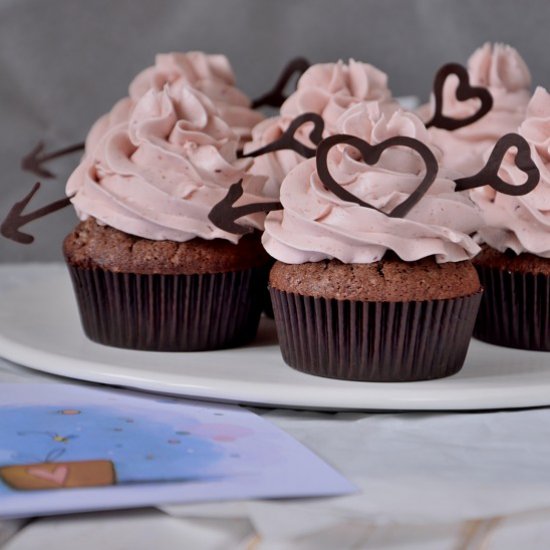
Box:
(1, 263), (549, 412)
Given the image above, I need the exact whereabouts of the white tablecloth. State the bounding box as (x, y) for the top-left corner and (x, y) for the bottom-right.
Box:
(2, 264), (550, 548)
(3, 361), (550, 548)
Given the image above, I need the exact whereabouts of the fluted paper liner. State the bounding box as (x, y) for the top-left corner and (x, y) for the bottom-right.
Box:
(270, 288), (483, 382)
(67, 264), (267, 351)
(262, 259), (276, 319)
(474, 265), (549, 351)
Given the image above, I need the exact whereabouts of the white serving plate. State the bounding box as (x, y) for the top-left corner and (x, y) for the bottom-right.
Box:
(0, 264), (548, 411)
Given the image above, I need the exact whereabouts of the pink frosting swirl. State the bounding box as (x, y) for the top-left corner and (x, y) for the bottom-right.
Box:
(86, 52), (263, 155)
(244, 60), (397, 198)
(419, 43), (532, 175)
(67, 86), (268, 243)
(470, 86), (550, 257)
(263, 102), (482, 264)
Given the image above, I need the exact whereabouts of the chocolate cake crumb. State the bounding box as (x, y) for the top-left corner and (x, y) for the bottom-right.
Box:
(63, 219), (269, 275)
(473, 245), (550, 276)
(269, 256), (481, 302)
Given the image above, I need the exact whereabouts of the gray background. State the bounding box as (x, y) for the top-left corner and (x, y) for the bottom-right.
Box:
(0, 0), (548, 262)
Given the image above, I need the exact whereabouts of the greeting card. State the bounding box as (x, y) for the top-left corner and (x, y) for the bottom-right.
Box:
(0, 384), (355, 518)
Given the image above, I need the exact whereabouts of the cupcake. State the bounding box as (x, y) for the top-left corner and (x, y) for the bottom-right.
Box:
(244, 60), (397, 318)
(244, 59), (398, 199)
(263, 102), (484, 381)
(64, 83), (271, 351)
(469, 87), (550, 351)
(419, 43), (532, 175)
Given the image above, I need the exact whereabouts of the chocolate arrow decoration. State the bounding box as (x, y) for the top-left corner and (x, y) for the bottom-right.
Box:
(455, 133), (540, 195)
(1, 182), (72, 244)
(425, 63), (493, 131)
(316, 134), (439, 218)
(239, 112), (325, 159)
(208, 179), (282, 235)
(21, 141), (85, 179)
(251, 57), (310, 109)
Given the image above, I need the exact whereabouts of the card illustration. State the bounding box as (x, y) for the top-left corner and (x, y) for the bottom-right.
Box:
(0, 403), (236, 491)
(0, 384), (355, 518)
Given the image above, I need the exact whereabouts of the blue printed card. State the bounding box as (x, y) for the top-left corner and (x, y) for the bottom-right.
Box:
(0, 384), (355, 518)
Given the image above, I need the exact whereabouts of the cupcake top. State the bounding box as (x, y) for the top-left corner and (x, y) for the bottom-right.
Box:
(67, 85), (268, 244)
(86, 52), (263, 154)
(244, 59), (397, 198)
(262, 102), (482, 264)
(470, 86), (550, 258)
(420, 43), (532, 175)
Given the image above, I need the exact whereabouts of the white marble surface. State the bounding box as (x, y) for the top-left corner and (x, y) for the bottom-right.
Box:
(3, 358), (550, 548)
(2, 264), (550, 548)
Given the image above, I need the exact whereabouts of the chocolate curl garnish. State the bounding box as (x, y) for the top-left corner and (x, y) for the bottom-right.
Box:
(251, 57), (310, 109)
(455, 133), (540, 195)
(208, 179), (282, 235)
(1, 182), (72, 244)
(22, 140), (85, 179)
(239, 112), (325, 159)
(425, 63), (493, 131)
(316, 134), (439, 218)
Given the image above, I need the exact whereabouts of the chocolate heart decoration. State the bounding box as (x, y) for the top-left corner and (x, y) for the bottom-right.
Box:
(316, 134), (439, 218)
(425, 63), (493, 131)
(251, 57), (310, 109)
(455, 133), (540, 195)
(239, 112), (325, 160)
(208, 179), (282, 235)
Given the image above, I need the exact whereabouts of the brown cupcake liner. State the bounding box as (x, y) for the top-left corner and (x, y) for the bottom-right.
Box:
(269, 288), (482, 382)
(67, 263), (268, 351)
(474, 264), (550, 351)
(262, 258), (276, 319)
(262, 286), (275, 319)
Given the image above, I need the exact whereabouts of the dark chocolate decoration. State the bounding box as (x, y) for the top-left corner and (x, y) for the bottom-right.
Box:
(251, 57), (310, 109)
(455, 133), (539, 195)
(208, 179), (282, 235)
(1, 182), (72, 244)
(239, 112), (325, 159)
(425, 63), (493, 131)
(316, 134), (439, 218)
(22, 141), (85, 179)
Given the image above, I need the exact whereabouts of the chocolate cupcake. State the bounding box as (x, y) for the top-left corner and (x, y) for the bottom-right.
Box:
(469, 87), (550, 351)
(64, 80), (272, 351)
(262, 102), (484, 381)
(244, 59), (398, 316)
(64, 220), (268, 351)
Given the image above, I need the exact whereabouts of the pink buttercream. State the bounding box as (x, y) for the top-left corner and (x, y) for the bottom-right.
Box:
(419, 43), (532, 175)
(263, 102), (482, 264)
(67, 86), (269, 243)
(245, 60), (397, 198)
(470, 86), (550, 257)
(86, 52), (263, 155)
